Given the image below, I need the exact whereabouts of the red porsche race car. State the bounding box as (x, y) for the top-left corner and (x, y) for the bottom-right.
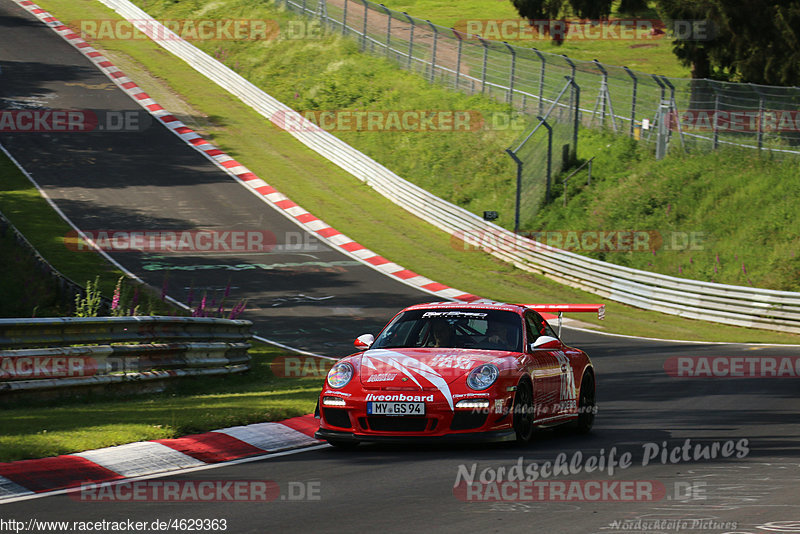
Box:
(314, 301), (603, 447)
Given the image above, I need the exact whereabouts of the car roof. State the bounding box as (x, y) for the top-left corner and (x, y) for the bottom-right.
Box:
(401, 301), (527, 315)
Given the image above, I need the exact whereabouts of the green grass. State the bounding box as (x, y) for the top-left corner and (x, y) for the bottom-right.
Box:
(0, 151), (126, 315)
(540, 129), (800, 291)
(20, 0), (800, 344)
(378, 0), (691, 77)
(0, 343), (322, 462)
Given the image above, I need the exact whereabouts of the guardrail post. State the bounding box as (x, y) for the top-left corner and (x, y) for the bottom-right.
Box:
(301, 0), (307, 14)
(504, 41), (516, 104)
(404, 13), (414, 69)
(479, 37), (489, 94)
(342, 0), (348, 35)
(532, 48), (546, 116)
(427, 20), (438, 84)
(452, 28), (463, 91)
(624, 66), (637, 137)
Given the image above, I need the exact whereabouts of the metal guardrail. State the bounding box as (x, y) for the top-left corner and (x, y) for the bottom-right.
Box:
(93, 0), (800, 334)
(0, 317), (253, 392)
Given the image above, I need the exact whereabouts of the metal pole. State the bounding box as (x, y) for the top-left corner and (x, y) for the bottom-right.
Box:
(360, 0), (369, 51)
(713, 92), (720, 150)
(427, 20), (438, 84)
(504, 41), (516, 105)
(506, 149), (523, 234)
(562, 55), (576, 120)
(661, 76), (684, 152)
(533, 48), (545, 116)
(757, 94), (765, 151)
(479, 37), (489, 94)
(342, 0), (348, 36)
(539, 116), (553, 202)
(380, 4), (391, 56)
(624, 66), (637, 137)
(452, 28), (463, 90)
(566, 76), (580, 160)
(404, 13), (414, 69)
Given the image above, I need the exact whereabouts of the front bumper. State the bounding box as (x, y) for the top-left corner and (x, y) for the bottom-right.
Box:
(315, 427), (517, 444)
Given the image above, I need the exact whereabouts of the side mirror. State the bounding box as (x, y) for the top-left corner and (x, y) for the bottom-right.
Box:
(530, 336), (562, 351)
(354, 334), (374, 351)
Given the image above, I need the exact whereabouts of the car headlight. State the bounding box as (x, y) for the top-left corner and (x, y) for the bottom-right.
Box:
(326, 362), (354, 389)
(467, 364), (499, 390)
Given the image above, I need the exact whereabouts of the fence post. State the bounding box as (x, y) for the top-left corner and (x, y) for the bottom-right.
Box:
(404, 12), (414, 69)
(562, 55), (576, 120)
(504, 41), (516, 105)
(624, 66), (637, 137)
(317, 0), (328, 27)
(533, 48), (546, 116)
(360, 0), (369, 51)
(655, 99), (670, 160)
(539, 116), (553, 203)
(301, 0), (307, 15)
(427, 20), (438, 84)
(506, 149), (523, 234)
(759, 95), (765, 151)
(452, 28), (463, 91)
(713, 91), (720, 150)
(342, 0), (348, 35)
(478, 37), (489, 94)
(566, 76), (580, 161)
(380, 4), (391, 56)
(661, 76), (685, 152)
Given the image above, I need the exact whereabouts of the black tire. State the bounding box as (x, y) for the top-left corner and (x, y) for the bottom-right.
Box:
(513, 380), (535, 442)
(326, 439), (359, 449)
(575, 372), (596, 434)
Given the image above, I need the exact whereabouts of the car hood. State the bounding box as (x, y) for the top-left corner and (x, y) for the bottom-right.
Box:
(358, 347), (512, 390)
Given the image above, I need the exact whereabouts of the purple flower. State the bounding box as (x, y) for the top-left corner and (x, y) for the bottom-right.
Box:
(742, 263), (747, 274)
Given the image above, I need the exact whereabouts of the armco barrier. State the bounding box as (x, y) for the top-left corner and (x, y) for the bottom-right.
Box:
(0, 317), (253, 392)
(63, 1), (800, 334)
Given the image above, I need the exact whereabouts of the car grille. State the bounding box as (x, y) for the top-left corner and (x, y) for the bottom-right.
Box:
(322, 407), (352, 429)
(450, 411), (488, 431)
(366, 416), (429, 432)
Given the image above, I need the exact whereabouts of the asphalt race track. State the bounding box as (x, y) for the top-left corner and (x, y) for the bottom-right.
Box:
(0, 0), (432, 356)
(1, 1), (800, 533)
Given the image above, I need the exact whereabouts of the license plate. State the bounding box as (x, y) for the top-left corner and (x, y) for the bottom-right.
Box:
(367, 402), (425, 415)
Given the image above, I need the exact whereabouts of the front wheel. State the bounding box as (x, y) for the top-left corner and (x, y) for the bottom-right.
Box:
(513, 380), (535, 442)
(575, 372), (596, 434)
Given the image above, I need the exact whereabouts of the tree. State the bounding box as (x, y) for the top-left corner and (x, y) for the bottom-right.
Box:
(656, 0), (800, 86)
(509, 0), (614, 42)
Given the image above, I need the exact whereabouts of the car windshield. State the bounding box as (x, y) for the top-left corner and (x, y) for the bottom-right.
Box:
(371, 309), (523, 351)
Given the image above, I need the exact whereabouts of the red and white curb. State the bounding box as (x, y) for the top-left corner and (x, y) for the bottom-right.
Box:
(11, 0), (481, 304)
(0, 414), (321, 502)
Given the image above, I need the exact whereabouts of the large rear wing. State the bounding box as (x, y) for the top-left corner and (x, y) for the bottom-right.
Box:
(521, 304), (605, 337)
